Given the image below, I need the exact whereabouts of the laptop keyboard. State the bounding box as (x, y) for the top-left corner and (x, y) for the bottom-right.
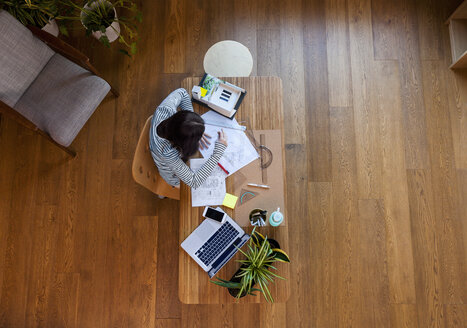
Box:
(195, 221), (238, 266)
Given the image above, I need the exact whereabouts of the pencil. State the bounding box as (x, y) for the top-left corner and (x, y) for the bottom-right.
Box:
(218, 163), (229, 175)
(247, 183), (270, 189)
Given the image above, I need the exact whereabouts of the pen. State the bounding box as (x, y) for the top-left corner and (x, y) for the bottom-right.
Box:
(247, 183), (270, 189)
(218, 163), (229, 175)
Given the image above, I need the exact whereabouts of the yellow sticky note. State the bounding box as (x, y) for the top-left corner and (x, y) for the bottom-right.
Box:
(222, 193), (238, 209)
(200, 87), (207, 97)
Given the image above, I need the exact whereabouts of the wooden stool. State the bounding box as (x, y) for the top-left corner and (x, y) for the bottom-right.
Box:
(132, 115), (180, 200)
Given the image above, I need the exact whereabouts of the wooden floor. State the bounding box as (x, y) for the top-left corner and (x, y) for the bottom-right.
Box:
(1, 0), (467, 326)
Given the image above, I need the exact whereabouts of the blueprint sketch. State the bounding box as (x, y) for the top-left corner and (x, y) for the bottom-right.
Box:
(190, 158), (226, 207)
(200, 111), (259, 176)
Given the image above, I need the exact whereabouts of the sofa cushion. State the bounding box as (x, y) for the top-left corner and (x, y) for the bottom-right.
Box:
(14, 53), (110, 147)
(0, 10), (55, 107)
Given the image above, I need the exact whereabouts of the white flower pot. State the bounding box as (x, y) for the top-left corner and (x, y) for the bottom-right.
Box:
(81, 0), (120, 43)
(41, 19), (59, 37)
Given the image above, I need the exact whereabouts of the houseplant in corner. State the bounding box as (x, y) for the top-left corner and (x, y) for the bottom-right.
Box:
(211, 229), (290, 302)
(0, 0), (60, 34)
(66, 0), (141, 56)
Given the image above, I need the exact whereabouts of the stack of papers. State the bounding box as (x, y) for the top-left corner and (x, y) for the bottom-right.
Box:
(200, 111), (259, 176)
(190, 111), (259, 207)
(190, 158), (226, 207)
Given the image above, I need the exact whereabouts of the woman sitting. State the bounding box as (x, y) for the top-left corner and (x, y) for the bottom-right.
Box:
(149, 88), (227, 189)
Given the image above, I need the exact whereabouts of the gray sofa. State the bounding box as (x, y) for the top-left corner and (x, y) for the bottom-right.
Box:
(0, 10), (117, 156)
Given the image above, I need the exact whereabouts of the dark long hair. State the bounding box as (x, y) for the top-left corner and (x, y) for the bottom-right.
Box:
(157, 111), (205, 162)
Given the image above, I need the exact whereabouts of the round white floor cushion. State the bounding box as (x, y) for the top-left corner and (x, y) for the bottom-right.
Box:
(203, 40), (253, 77)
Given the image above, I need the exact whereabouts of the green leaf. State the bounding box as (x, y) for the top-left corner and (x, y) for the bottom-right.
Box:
(118, 49), (130, 57)
(99, 35), (110, 48)
(135, 11), (142, 23)
(130, 42), (137, 54)
(58, 24), (69, 37)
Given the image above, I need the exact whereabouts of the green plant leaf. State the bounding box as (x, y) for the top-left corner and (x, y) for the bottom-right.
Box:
(271, 248), (291, 263)
(58, 24), (69, 36)
(118, 49), (130, 57)
(135, 10), (142, 23)
(99, 34), (110, 47)
(130, 42), (137, 54)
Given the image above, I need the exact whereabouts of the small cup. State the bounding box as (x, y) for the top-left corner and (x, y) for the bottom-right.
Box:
(249, 208), (267, 226)
(269, 208), (284, 227)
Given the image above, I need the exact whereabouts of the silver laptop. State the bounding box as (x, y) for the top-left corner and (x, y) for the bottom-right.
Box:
(181, 209), (250, 278)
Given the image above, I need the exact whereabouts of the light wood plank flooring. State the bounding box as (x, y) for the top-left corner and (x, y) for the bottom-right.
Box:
(1, 0), (466, 326)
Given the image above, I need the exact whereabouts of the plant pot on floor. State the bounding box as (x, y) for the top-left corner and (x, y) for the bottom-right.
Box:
(41, 19), (59, 37)
(80, 0), (120, 43)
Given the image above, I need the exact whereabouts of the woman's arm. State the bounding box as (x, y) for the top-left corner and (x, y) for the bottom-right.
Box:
(159, 88), (194, 112)
(167, 142), (227, 189)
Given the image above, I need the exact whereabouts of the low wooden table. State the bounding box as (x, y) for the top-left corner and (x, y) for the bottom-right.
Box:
(178, 77), (290, 304)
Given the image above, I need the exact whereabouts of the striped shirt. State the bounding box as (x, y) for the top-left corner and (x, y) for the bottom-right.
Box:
(149, 88), (226, 189)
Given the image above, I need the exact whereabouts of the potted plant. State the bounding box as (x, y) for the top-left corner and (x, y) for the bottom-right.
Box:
(211, 229), (290, 302)
(67, 0), (141, 56)
(1, 0), (60, 34)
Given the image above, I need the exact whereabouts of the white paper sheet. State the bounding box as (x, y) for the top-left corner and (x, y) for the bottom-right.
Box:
(200, 111), (259, 176)
(190, 158), (226, 207)
(202, 109), (244, 130)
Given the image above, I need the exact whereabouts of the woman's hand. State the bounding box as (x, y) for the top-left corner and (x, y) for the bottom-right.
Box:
(217, 129), (228, 147)
(199, 133), (211, 150)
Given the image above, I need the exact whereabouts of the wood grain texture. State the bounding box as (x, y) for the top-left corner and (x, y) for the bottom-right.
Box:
(0, 129), (39, 327)
(444, 69), (467, 169)
(45, 273), (80, 328)
(26, 204), (61, 328)
(129, 216), (158, 328)
(391, 304), (420, 328)
(284, 144), (311, 327)
(233, 0), (257, 76)
(397, 0), (431, 169)
(260, 303), (287, 328)
(233, 304), (259, 327)
(444, 305), (467, 328)
(309, 182), (334, 327)
(0, 120), (17, 304)
(163, 0), (186, 73)
(374, 61), (416, 303)
(422, 60), (467, 305)
(458, 169), (467, 265)
(156, 200), (181, 317)
(326, 0), (352, 107)
(329, 107), (360, 327)
(184, 0), (209, 75)
(257, 29), (281, 76)
(156, 318), (181, 328)
(416, 0), (444, 60)
(280, 0), (306, 144)
(348, 0), (383, 199)
(178, 77), (289, 304)
(0, 0), (467, 326)
(407, 169), (444, 328)
(304, 0), (333, 182)
(371, 0), (401, 60)
(357, 199), (390, 327)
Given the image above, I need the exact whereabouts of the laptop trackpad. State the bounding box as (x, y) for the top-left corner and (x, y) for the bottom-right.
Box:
(196, 220), (217, 240)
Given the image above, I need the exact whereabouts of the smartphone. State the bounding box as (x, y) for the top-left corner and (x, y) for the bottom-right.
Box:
(202, 207), (227, 223)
